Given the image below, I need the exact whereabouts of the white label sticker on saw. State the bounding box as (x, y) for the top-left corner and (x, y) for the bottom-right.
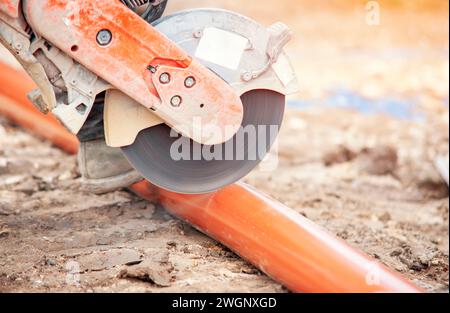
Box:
(195, 27), (248, 70)
(272, 54), (296, 87)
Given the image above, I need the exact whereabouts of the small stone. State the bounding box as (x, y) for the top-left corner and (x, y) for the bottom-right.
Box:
(390, 248), (403, 257)
(118, 259), (173, 287)
(431, 259), (440, 266)
(8, 273), (18, 280)
(58, 171), (73, 181)
(323, 145), (356, 166)
(42, 236), (55, 243)
(394, 265), (405, 272)
(410, 262), (427, 271)
(356, 146), (398, 175)
(0, 203), (13, 216)
(167, 240), (177, 248)
(241, 267), (260, 275)
(431, 239), (441, 245)
(337, 230), (349, 240)
(96, 238), (111, 245)
(379, 212), (392, 222)
(13, 179), (39, 195)
(0, 227), (10, 238)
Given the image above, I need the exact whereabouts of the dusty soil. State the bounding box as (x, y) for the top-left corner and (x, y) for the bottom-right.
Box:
(0, 0), (449, 292)
(0, 121), (283, 292)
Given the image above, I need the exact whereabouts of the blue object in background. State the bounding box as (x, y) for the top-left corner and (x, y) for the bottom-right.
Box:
(288, 88), (426, 122)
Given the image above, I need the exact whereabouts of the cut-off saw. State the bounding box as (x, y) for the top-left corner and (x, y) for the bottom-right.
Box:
(0, 0), (299, 194)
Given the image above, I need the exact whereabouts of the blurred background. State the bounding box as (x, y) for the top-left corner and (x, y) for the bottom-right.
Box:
(0, 0), (449, 291)
(166, 0), (450, 291)
(166, 0), (449, 183)
(167, 0), (448, 113)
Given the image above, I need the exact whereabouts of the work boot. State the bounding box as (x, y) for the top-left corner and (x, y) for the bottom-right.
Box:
(75, 92), (142, 194)
(77, 138), (142, 194)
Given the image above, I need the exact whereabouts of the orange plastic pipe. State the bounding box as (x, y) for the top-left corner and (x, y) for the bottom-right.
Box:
(0, 60), (421, 293)
(0, 62), (78, 154)
(132, 182), (421, 293)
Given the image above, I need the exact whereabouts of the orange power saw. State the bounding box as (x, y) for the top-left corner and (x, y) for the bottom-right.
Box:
(0, 0), (298, 194)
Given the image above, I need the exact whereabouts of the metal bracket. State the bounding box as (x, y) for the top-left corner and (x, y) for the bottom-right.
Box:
(241, 22), (293, 82)
(29, 38), (110, 133)
(0, 18), (57, 112)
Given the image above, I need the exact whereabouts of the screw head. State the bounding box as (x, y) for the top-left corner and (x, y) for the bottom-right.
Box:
(159, 72), (171, 84)
(147, 65), (157, 73)
(242, 72), (253, 82)
(184, 76), (196, 88)
(193, 30), (203, 38)
(170, 95), (182, 107)
(96, 29), (112, 46)
(14, 42), (23, 51)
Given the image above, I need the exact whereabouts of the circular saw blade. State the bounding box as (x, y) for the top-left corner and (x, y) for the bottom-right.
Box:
(121, 89), (285, 194)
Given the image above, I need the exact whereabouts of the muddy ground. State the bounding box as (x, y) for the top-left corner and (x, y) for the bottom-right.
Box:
(0, 0), (449, 292)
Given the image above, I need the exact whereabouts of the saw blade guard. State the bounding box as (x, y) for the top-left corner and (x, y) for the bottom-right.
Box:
(153, 8), (300, 96)
(104, 8), (299, 148)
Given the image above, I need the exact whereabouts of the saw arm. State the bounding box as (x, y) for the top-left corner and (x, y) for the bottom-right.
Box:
(21, 0), (244, 145)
